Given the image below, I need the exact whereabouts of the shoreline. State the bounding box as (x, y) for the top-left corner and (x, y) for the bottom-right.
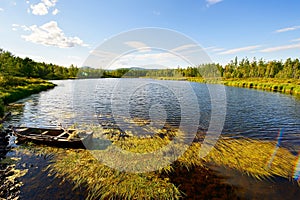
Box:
(181, 77), (300, 96)
(0, 79), (56, 199)
(0, 79), (56, 118)
(221, 78), (300, 96)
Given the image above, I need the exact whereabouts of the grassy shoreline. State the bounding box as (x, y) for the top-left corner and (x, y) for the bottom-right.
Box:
(222, 78), (300, 95)
(0, 78), (56, 117)
(161, 77), (300, 96)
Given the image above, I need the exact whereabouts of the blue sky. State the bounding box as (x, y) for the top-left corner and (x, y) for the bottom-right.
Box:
(0, 0), (300, 67)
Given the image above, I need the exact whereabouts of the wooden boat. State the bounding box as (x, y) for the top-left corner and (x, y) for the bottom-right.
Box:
(12, 127), (93, 149)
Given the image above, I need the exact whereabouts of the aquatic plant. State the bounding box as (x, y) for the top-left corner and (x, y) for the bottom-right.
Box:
(20, 127), (298, 199)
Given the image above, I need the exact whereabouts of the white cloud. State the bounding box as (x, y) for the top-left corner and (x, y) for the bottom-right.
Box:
(170, 44), (205, 57)
(206, 0), (223, 7)
(11, 24), (31, 31)
(21, 21), (88, 48)
(171, 44), (198, 52)
(31, 3), (48, 15)
(67, 56), (81, 60)
(42, 0), (57, 7)
(211, 48), (225, 52)
(12, 24), (19, 31)
(111, 52), (185, 69)
(218, 45), (261, 55)
(124, 41), (151, 52)
(291, 38), (300, 42)
(26, 1), (30, 4)
(275, 25), (300, 33)
(124, 41), (148, 49)
(260, 43), (300, 53)
(203, 46), (216, 51)
(21, 25), (30, 31)
(0, 8), (4, 12)
(30, 0), (58, 16)
(52, 8), (59, 15)
(204, 46), (225, 52)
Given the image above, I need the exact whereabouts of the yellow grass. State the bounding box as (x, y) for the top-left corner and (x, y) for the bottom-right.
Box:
(19, 127), (299, 199)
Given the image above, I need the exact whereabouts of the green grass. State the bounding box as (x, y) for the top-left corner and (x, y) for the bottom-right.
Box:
(0, 83), (55, 104)
(156, 76), (300, 96)
(0, 76), (56, 117)
(19, 127), (299, 199)
(222, 78), (300, 96)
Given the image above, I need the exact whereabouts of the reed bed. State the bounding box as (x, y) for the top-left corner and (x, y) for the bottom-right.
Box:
(161, 77), (300, 96)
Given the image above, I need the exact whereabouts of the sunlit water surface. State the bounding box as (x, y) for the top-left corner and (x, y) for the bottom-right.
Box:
(5, 78), (300, 199)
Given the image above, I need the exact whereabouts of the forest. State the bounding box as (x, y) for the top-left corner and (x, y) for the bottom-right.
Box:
(1, 48), (300, 81)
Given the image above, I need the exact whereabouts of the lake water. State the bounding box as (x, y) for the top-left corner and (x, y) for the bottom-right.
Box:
(10, 78), (300, 148)
(6, 78), (300, 199)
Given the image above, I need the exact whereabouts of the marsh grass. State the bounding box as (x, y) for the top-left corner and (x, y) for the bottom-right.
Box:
(158, 77), (300, 96)
(0, 82), (56, 104)
(205, 138), (296, 179)
(48, 149), (182, 200)
(222, 78), (300, 96)
(19, 126), (299, 199)
(0, 77), (56, 117)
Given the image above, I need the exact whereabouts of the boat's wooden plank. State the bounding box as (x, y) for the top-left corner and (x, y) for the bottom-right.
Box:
(41, 131), (49, 135)
(57, 132), (68, 138)
(18, 128), (29, 132)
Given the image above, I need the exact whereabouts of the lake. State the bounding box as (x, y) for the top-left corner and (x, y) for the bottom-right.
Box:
(6, 78), (300, 199)
(10, 78), (300, 148)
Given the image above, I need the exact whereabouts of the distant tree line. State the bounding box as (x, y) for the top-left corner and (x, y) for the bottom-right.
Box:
(221, 57), (300, 79)
(1, 49), (300, 80)
(78, 57), (300, 79)
(0, 49), (78, 79)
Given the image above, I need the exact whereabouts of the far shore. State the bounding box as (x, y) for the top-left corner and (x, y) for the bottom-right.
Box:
(157, 76), (300, 96)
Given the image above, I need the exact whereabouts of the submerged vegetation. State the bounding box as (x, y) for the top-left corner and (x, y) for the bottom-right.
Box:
(18, 126), (299, 199)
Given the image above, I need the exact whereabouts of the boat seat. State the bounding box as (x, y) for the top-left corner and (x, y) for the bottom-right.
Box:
(57, 132), (69, 138)
(41, 131), (49, 135)
(18, 128), (29, 131)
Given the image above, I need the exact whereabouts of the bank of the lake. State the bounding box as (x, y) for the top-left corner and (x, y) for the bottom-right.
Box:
(182, 77), (300, 96)
(0, 78), (56, 118)
(0, 77), (56, 199)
